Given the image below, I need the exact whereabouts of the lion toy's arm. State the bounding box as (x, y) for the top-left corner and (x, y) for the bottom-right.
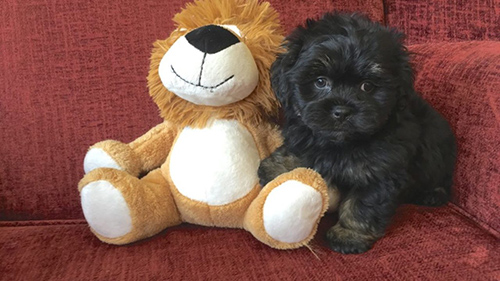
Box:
(83, 121), (177, 177)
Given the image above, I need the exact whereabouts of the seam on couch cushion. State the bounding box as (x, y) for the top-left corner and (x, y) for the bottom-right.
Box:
(448, 203), (500, 239)
(2, 204), (498, 240)
(0, 219), (87, 227)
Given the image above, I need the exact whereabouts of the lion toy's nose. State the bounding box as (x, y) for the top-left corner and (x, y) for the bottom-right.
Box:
(185, 24), (240, 54)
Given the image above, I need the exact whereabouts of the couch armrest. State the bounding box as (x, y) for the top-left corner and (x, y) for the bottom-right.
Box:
(408, 41), (500, 233)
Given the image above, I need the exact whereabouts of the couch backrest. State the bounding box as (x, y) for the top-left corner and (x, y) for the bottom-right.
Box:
(0, 0), (383, 221)
(385, 0), (500, 44)
(1, 0), (498, 222)
(268, 0), (385, 32)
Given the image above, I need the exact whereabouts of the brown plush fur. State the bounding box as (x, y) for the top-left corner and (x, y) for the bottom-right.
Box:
(129, 121), (179, 172)
(147, 0), (284, 128)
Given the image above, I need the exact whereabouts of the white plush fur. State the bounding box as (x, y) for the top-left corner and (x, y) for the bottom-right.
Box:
(263, 180), (323, 243)
(158, 28), (258, 106)
(80, 180), (132, 238)
(169, 119), (260, 205)
(83, 148), (122, 174)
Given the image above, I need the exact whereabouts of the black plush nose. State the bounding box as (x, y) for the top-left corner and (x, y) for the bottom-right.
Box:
(332, 106), (353, 120)
(185, 25), (240, 54)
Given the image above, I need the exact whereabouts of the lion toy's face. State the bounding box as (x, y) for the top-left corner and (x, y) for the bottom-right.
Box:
(159, 24), (258, 106)
(147, 0), (283, 128)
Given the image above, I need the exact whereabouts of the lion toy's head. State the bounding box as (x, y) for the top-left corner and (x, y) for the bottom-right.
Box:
(147, 0), (283, 128)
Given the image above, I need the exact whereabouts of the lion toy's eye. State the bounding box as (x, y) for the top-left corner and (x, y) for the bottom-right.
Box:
(315, 77), (328, 89)
(360, 81), (375, 93)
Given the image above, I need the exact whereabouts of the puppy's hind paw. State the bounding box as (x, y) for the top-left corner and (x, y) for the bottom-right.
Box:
(326, 225), (374, 254)
(412, 187), (450, 207)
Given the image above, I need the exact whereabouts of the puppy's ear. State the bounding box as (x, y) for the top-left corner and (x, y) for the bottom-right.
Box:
(271, 37), (303, 110)
(397, 58), (413, 111)
(391, 31), (416, 111)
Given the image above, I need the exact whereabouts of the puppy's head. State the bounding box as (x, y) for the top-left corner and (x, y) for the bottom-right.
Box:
(272, 13), (414, 143)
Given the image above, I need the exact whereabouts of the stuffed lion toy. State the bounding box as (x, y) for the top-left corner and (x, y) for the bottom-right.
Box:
(79, 0), (335, 249)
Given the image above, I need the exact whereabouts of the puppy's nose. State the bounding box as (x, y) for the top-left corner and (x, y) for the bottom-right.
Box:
(332, 106), (353, 120)
(185, 25), (240, 54)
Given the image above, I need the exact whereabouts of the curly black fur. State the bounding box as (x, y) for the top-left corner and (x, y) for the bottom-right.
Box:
(259, 13), (457, 254)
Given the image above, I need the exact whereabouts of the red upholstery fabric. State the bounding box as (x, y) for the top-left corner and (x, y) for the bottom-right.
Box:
(0, 0), (184, 220)
(0, 0), (383, 222)
(268, 0), (385, 32)
(408, 42), (500, 233)
(385, 0), (500, 44)
(1, 205), (499, 280)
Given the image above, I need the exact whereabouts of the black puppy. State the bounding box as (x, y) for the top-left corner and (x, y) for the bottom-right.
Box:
(259, 13), (457, 254)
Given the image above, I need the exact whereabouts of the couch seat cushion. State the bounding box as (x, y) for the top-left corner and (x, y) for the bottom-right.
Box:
(1, 205), (498, 280)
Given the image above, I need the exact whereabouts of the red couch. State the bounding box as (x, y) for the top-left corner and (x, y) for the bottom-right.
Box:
(1, 0), (499, 280)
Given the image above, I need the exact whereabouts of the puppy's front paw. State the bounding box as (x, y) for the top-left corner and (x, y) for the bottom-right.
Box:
(258, 164), (276, 187)
(326, 225), (374, 254)
(258, 158), (286, 187)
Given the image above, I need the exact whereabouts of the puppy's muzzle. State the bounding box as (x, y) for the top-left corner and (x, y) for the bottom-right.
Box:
(332, 105), (353, 120)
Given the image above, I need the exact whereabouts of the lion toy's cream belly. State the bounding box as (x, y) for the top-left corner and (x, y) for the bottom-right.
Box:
(168, 119), (261, 206)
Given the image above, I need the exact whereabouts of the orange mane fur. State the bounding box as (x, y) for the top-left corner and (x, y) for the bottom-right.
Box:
(147, 0), (284, 128)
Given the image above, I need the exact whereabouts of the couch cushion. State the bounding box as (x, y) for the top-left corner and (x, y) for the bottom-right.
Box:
(385, 0), (500, 44)
(1, 205), (499, 280)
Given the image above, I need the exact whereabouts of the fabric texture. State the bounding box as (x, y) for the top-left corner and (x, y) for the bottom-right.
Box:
(267, 0), (385, 32)
(385, 0), (500, 44)
(1, 205), (499, 280)
(408, 41), (500, 233)
(1, 0), (185, 220)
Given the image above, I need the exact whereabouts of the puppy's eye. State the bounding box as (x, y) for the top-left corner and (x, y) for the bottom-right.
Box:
(315, 77), (328, 89)
(360, 81), (375, 93)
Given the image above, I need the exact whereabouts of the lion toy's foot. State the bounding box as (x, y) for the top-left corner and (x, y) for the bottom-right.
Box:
(244, 168), (329, 249)
(78, 168), (181, 245)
